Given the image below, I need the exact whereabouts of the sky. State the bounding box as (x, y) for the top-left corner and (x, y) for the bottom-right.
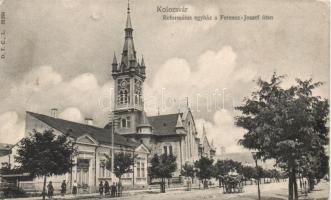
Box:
(0, 0), (329, 155)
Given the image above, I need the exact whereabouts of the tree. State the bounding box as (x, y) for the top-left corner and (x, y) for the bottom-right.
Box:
(235, 73), (329, 200)
(181, 163), (195, 180)
(105, 152), (135, 184)
(149, 153), (177, 193)
(194, 157), (214, 189)
(242, 166), (256, 184)
(214, 159), (243, 177)
(15, 129), (76, 200)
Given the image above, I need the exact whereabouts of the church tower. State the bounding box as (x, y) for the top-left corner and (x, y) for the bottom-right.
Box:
(111, 2), (150, 135)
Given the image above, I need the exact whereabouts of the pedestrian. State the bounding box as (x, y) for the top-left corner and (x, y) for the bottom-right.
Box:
(61, 180), (66, 196)
(104, 181), (110, 196)
(47, 181), (54, 199)
(72, 180), (78, 196)
(117, 181), (122, 197)
(111, 182), (116, 197)
(99, 181), (104, 196)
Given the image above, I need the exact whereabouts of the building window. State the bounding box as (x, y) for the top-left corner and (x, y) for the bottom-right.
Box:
(118, 89), (129, 105)
(141, 163), (145, 178)
(121, 118), (127, 128)
(123, 90), (128, 104)
(169, 146), (173, 155)
(137, 162), (141, 178)
(127, 116), (131, 128)
(121, 117), (131, 128)
(163, 146), (167, 155)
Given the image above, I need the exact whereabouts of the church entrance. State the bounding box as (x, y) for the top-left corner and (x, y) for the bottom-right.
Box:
(77, 159), (90, 189)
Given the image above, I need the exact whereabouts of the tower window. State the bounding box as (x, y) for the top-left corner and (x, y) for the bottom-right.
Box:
(121, 117), (131, 128)
(124, 90), (128, 104)
(121, 118), (127, 128)
(169, 146), (173, 155)
(118, 89), (129, 105)
(127, 116), (131, 128)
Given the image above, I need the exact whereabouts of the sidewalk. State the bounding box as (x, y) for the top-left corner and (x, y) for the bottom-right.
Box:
(10, 184), (216, 200)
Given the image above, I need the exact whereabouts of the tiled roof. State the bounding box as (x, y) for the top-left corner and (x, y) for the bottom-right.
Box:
(27, 112), (139, 148)
(148, 113), (183, 136)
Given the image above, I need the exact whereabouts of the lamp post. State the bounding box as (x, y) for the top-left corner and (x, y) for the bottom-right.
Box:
(252, 152), (261, 200)
(109, 112), (120, 183)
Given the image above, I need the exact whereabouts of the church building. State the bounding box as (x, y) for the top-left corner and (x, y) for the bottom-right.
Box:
(0, 2), (216, 194)
(106, 4), (208, 177)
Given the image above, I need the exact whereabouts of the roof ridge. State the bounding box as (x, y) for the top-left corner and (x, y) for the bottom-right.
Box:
(148, 112), (183, 118)
(26, 111), (139, 146)
(27, 111), (103, 130)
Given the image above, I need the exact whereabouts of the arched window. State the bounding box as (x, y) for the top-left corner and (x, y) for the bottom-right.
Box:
(122, 118), (127, 128)
(135, 94), (139, 105)
(123, 90), (128, 104)
(119, 89), (129, 105)
(119, 90), (124, 104)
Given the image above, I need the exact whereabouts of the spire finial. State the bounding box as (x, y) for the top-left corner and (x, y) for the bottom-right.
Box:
(112, 52), (117, 64)
(125, 0), (132, 29)
(141, 55), (145, 66)
(127, 0), (130, 14)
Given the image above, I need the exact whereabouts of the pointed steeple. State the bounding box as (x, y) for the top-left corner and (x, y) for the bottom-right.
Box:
(141, 55), (145, 66)
(175, 114), (184, 128)
(140, 55), (146, 76)
(112, 52), (117, 64)
(121, 0), (137, 70)
(202, 124), (207, 136)
(137, 111), (152, 133)
(112, 52), (118, 73)
(126, 0), (132, 30)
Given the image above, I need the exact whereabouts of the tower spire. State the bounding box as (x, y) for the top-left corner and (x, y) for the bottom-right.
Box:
(202, 124), (207, 136)
(121, 0), (136, 70)
(126, 0), (132, 29)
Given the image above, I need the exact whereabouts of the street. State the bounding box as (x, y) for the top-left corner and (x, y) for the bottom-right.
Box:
(96, 181), (329, 200)
(11, 180), (329, 200)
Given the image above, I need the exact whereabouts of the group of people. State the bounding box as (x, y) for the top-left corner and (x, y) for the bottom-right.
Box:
(99, 181), (122, 197)
(45, 180), (121, 198)
(46, 180), (67, 199)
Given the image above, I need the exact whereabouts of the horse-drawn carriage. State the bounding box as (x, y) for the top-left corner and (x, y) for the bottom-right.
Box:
(220, 170), (244, 194)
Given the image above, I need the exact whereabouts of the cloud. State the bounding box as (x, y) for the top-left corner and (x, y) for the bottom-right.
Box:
(195, 109), (249, 154)
(0, 66), (114, 144)
(22, 65), (63, 91)
(145, 46), (257, 114)
(59, 107), (83, 123)
(62, 0), (80, 9)
(0, 111), (25, 144)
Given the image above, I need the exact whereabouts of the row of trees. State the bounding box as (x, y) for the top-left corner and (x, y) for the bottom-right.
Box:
(235, 74), (329, 200)
(181, 157), (283, 188)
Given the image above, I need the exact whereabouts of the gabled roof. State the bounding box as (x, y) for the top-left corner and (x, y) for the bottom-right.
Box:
(148, 113), (183, 136)
(27, 111), (139, 148)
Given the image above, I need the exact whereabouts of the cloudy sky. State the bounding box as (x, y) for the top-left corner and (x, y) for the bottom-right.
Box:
(0, 0), (329, 155)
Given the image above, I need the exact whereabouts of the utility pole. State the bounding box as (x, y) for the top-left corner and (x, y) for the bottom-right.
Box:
(222, 88), (227, 110)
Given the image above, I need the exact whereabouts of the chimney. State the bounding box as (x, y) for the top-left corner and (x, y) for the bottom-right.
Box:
(50, 108), (58, 118)
(85, 118), (93, 125)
